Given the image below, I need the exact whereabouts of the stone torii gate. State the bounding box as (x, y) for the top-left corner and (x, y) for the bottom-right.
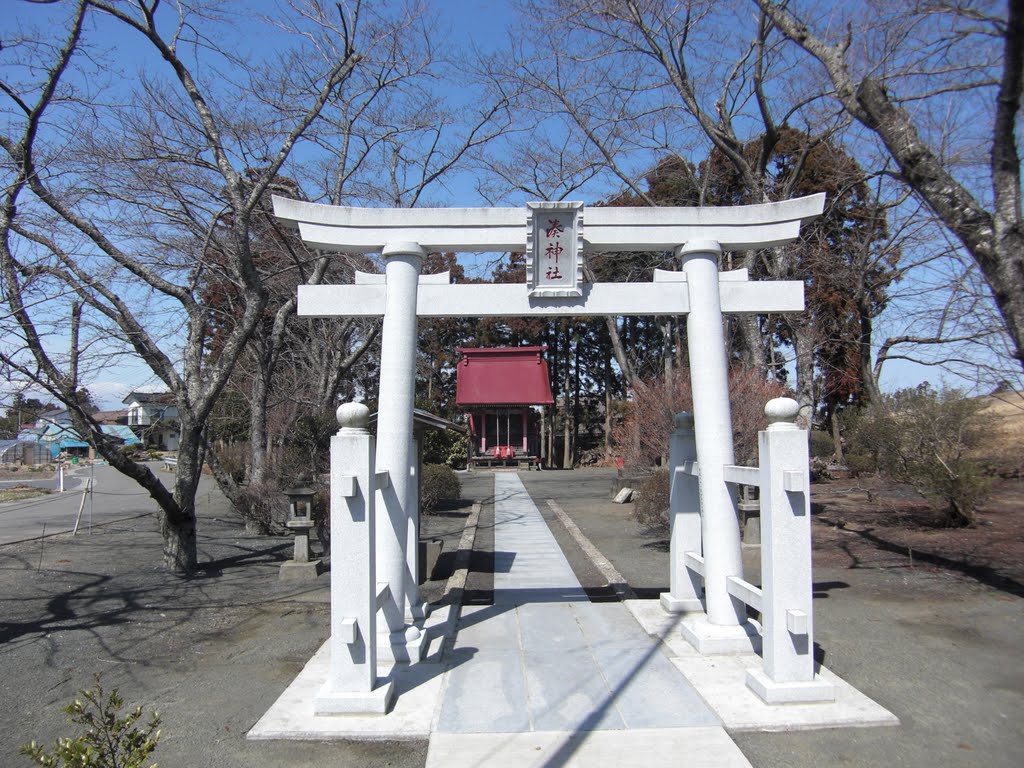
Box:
(273, 193), (824, 704)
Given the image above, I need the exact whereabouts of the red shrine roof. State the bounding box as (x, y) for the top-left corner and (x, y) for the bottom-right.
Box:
(455, 347), (554, 407)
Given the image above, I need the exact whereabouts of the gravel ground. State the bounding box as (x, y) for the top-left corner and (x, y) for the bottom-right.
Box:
(1, 467), (1021, 768)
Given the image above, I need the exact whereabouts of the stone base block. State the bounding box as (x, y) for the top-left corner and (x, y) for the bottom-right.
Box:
(279, 559), (324, 580)
(745, 667), (836, 704)
(376, 625), (427, 663)
(681, 614), (762, 655)
(313, 679), (395, 715)
(659, 592), (704, 613)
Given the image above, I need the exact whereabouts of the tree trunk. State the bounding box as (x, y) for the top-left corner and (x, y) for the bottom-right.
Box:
(830, 409), (845, 464)
(790, 318), (816, 429)
(603, 351), (612, 456)
(562, 328), (572, 469)
(734, 313), (768, 374)
(859, 309), (883, 404)
(248, 360), (270, 486)
(661, 317), (674, 382)
(165, 417), (203, 573)
(604, 316), (636, 391)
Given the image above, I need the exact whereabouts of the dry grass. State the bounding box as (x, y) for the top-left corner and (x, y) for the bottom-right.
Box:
(0, 485), (51, 503)
(975, 391), (1024, 472)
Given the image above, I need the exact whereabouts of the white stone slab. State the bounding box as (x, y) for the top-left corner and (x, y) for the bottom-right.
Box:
(670, 653), (898, 731)
(517, 602), (589, 651)
(451, 605), (520, 651)
(298, 280), (805, 318)
(436, 650), (532, 733)
(424, 727), (754, 768)
(273, 193), (824, 253)
(247, 642), (442, 740)
(248, 605), (455, 741)
(523, 649), (627, 731)
(623, 600), (899, 732)
(589, 643), (720, 729)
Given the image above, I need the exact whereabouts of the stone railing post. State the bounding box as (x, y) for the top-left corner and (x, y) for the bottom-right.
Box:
(661, 412), (704, 613)
(315, 402), (395, 715)
(746, 397), (834, 703)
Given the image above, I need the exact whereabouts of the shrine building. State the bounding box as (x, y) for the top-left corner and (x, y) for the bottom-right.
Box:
(455, 346), (554, 469)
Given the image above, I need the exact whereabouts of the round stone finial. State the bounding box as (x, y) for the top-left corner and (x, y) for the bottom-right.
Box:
(764, 397), (800, 429)
(336, 401), (370, 431)
(674, 411), (694, 430)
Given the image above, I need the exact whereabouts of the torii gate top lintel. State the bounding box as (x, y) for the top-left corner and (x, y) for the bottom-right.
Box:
(273, 194), (825, 319)
(271, 193), (825, 254)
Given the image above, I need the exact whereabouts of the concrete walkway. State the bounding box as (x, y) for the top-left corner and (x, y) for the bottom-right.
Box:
(426, 473), (751, 766)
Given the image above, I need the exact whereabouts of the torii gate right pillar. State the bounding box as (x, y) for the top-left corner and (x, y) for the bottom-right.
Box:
(679, 240), (761, 654)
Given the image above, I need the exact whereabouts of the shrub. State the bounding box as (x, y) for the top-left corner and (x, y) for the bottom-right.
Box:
(808, 430), (835, 459)
(848, 385), (995, 526)
(845, 453), (877, 477)
(422, 429), (468, 469)
(420, 463), (461, 513)
(632, 467), (670, 531)
(611, 367), (789, 468)
(236, 480), (288, 534)
(20, 675), (160, 768)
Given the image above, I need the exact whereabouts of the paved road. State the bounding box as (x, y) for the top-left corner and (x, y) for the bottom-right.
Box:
(0, 463), (211, 545)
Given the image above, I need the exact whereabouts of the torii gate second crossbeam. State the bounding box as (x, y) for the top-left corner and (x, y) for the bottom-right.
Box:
(273, 193), (824, 713)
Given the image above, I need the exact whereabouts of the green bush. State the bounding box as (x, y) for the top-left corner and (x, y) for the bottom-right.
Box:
(422, 429), (468, 469)
(20, 675), (160, 768)
(420, 463), (461, 513)
(632, 468), (670, 531)
(808, 430), (835, 459)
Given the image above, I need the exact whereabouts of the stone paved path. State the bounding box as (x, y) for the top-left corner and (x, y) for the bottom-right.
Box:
(427, 473), (753, 767)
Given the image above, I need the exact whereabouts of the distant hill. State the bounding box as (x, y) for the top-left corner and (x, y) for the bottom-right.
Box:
(976, 391), (1024, 474)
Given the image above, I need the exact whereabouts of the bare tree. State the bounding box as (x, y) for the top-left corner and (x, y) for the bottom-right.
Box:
(0, 0), (469, 573)
(757, 0), (1024, 371)
(487, 0), (885, 420)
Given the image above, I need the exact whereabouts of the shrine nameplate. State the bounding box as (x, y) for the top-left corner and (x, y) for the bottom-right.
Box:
(526, 201), (584, 298)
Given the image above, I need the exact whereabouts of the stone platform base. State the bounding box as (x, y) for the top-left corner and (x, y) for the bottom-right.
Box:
(681, 614), (762, 654)
(314, 679), (395, 715)
(745, 668), (836, 704)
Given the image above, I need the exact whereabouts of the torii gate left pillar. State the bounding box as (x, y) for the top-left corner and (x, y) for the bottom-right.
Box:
(374, 242), (428, 662)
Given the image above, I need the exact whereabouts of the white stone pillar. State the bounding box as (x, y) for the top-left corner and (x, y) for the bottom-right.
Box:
(316, 402), (394, 714)
(405, 434), (428, 621)
(746, 398), (834, 702)
(375, 242), (425, 661)
(661, 412), (704, 612)
(678, 240), (759, 653)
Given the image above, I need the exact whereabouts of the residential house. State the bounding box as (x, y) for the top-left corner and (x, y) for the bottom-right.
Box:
(123, 391), (180, 452)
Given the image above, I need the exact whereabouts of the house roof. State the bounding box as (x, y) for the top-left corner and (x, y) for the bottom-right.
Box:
(455, 347), (554, 407)
(100, 425), (142, 444)
(368, 408), (467, 435)
(92, 409), (128, 424)
(122, 391), (175, 405)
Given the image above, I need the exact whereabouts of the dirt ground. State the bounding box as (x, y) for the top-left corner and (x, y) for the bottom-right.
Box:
(810, 476), (1024, 596)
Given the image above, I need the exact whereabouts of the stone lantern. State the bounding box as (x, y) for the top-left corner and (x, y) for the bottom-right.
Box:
(279, 485), (324, 580)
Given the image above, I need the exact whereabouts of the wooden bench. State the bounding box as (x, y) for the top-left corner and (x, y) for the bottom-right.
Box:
(162, 456), (178, 472)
